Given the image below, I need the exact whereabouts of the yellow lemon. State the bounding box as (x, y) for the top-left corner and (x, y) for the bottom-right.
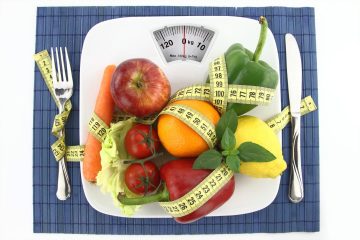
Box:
(234, 116), (286, 178)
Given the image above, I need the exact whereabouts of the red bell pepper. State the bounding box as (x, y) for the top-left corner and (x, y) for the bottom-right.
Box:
(118, 159), (235, 223)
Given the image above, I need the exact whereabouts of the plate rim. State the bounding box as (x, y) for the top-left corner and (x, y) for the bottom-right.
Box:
(79, 15), (282, 218)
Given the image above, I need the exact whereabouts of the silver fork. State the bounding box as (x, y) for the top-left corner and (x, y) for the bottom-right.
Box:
(51, 47), (73, 200)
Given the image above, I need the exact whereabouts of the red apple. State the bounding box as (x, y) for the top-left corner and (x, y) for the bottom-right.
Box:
(110, 58), (171, 117)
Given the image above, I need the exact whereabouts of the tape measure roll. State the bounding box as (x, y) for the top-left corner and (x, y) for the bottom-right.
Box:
(159, 163), (233, 218)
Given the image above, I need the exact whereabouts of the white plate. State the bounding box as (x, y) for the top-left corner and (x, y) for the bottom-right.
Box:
(79, 16), (281, 218)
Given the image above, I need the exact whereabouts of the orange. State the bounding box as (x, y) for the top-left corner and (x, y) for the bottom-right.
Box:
(157, 100), (220, 157)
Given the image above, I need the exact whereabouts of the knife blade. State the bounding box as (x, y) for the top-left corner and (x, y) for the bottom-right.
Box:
(285, 33), (304, 203)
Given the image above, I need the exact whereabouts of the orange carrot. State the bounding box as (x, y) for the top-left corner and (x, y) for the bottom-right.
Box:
(83, 65), (116, 182)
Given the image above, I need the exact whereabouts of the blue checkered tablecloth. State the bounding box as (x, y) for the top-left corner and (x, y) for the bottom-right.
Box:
(33, 6), (319, 234)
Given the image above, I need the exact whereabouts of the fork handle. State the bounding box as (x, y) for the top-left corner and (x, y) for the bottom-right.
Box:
(56, 105), (71, 200)
(56, 158), (71, 200)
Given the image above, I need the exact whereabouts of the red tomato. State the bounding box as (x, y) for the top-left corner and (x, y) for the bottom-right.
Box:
(125, 124), (161, 159)
(125, 161), (161, 195)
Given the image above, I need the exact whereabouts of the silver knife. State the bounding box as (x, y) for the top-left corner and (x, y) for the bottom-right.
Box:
(285, 33), (304, 203)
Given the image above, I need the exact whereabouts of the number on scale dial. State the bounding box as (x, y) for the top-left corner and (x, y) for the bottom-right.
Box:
(153, 25), (215, 63)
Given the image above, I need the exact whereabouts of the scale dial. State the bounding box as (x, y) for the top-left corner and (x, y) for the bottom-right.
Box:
(153, 25), (215, 63)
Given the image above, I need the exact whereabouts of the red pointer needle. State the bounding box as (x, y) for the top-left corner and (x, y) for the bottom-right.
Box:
(183, 26), (186, 59)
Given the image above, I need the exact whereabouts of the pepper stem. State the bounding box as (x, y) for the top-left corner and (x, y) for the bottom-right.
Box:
(117, 184), (170, 205)
(252, 16), (268, 62)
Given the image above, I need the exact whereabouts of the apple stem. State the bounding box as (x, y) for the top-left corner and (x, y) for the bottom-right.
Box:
(132, 71), (144, 88)
(136, 81), (143, 88)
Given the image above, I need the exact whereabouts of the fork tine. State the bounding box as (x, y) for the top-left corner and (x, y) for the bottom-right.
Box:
(64, 47), (73, 87)
(51, 47), (57, 85)
(59, 47), (67, 82)
(55, 47), (62, 82)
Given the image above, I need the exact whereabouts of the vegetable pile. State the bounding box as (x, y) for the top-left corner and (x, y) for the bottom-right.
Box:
(82, 16), (287, 224)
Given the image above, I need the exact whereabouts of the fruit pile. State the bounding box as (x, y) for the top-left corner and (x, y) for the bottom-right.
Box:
(82, 16), (287, 224)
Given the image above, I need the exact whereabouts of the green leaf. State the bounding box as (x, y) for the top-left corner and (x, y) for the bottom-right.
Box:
(229, 149), (239, 156)
(215, 109), (238, 140)
(222, 150), (230, 156)
(226, 155), (240, 172)
(222, 149), (239, 157)
(238, 142), (276, 162)
(221, 127), (236, 151)
(193, 149), (223, 170)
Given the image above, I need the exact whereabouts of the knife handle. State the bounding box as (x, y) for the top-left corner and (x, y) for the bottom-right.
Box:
(288, 115), (304, 203)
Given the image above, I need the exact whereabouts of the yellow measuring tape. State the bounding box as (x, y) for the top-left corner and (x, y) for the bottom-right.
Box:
(34, 49), (317, 161)
(159, 163), (233, 218)
(114, 103), (217, 148)
(34, 50), (82, 161)
(65, 145), (85, 162)
(92, 53), (317, 152)
(160, 104), (217, 148)
(156, 96), (317, 217)
(266, 96), (317, 133)
(33, 50), (72, 119)
(88, 113), (109, 142)
(59, 93), (314, 162)
(109, 55), (275, 149)
(209, 55), (228, 113)
(171, 84), (275, 106)
(35, 49), (317, 217)
(171, 55), (275, 107)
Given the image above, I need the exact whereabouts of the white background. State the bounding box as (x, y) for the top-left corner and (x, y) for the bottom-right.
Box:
(0, 0), (359, 239)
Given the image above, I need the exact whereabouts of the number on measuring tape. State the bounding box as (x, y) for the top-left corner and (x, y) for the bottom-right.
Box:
(170, 84), (211, 102)
(88, 113), (109, 142)
(65, 145), (85, 162)
(170, 83), (276, 106)
(35, 49), (317, 166)
(51, 102), (72, 137)
(227, 85), (275, 104)
(209, 55), (228, 114)
(159, 164), (233, 218)
(34, 50), (72, 111)
(265, 96), (317, 133)
(34, 50), (56, 102)
(51, 136), (66, 161)
(35, 50), (75, 162)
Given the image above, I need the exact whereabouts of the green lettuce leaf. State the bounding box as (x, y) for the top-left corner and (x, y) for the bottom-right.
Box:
(96, 118), (141, 216)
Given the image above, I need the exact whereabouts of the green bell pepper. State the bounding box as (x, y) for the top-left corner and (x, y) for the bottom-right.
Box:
(223, 16), (279, 115)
